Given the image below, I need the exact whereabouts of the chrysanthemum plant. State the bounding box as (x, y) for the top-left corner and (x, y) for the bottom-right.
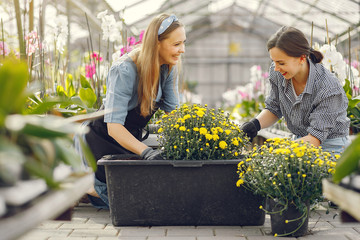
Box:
(237, 138), (338, 236)
(156, 103), (250, 160)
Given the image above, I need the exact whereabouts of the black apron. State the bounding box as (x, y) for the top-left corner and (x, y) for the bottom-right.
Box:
(85, 104), (158, 183)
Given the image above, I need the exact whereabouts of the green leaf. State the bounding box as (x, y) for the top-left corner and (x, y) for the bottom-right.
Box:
(79, 88), (97, 108)
(24, 157), (59, 188)
(70, 96), (87, 109)
(343, 78), (352, 97)
(332, 135), (360, 183)
(80, 74), (92, 89)
(0, 59), (29, 117)
(53, 138), (83, 171)
(79, 137), (97, 171)
(56, 85), (67, 97)
(65, 75), (76, 98)
(26, 97), (72, 115)
(5, 114), (88, 138)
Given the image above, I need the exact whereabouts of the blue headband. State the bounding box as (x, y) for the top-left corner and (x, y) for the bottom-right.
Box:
(158, 15), (178, 35)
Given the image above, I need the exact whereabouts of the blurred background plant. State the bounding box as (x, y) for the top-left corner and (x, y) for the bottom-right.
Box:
(2, 2), (144, 117)
(222, 65), (268, 123)
(0, 57), (96, 188)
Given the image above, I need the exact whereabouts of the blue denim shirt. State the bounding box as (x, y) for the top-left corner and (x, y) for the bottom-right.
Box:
(104, 55), (179, 124)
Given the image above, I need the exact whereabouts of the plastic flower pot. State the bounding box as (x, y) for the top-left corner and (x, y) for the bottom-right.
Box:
(267, 198), (310, 237)
(98, 154), (265, 226)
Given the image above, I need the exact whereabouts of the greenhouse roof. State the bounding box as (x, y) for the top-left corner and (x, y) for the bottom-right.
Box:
(106, 0), (359, 45)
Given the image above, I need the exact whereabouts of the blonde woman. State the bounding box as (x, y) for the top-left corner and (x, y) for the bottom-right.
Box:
(82, 13), (186, 208)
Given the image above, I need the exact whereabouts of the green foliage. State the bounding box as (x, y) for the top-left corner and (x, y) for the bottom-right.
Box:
(0, 58), (96, 188)
(343, 78), (360, 131)
(332, 135), (360, 183)
(157, 103), (250, 160)
(0, 58), (29, 126)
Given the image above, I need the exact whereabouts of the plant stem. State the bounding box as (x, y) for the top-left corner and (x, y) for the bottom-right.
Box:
(13, 0), (26, 60)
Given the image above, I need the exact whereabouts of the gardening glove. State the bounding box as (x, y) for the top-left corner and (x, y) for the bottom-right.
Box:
(140, 147), (164, 160)
(241, 118), (261, 141)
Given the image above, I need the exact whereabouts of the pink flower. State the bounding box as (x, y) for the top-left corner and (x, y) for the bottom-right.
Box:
(25, 30), (39, 56)
(135, 30), (145, 44)
(238, 90), (249, 100)
(92, 52), (103, 62)
(85, 62), (96, 78)
(127, 36), (136, 46)
(0, 41), (10, 56)
(120, 46), (132, 56)
(254, 80), (262, 91)
(262, 72), (269, 78)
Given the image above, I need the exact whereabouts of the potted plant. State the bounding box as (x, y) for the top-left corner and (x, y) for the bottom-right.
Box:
(98, 103), (265, 226)
(237, 138), (337, 237)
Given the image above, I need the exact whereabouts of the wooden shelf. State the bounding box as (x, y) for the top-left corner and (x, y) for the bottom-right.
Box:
(322, 179), (360, 221)
(0, 173), (93, 240)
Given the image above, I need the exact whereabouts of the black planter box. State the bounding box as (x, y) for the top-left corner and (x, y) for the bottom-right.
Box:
(98, 154), (265, 226)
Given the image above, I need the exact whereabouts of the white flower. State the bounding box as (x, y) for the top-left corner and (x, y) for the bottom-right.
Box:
(98, 11), (121, 43)
(97, 10), (108, 19)
(45, 15), (68, 53)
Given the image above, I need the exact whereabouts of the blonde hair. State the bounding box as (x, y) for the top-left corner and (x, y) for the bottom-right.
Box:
(135, 13), (183, 117)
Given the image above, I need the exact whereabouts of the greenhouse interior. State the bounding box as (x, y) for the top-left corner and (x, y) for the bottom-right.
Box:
(1, 0), (360, 240)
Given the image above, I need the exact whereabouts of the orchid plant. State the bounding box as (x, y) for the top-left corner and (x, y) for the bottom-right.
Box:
(314, 42), (360, 133)
(222, 65), (268, 123)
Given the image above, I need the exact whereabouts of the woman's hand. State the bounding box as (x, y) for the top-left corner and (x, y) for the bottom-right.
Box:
(140, 147), (164, 160)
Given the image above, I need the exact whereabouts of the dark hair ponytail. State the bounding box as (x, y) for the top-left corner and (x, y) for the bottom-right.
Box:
(309, 48), (323, 63)
(267, 26), (323, 64)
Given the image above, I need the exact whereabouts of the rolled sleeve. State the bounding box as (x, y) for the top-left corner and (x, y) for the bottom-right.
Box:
(104, 63), (136, 125)
(159, 66), (179, 112)
(265, 77), (283, 119)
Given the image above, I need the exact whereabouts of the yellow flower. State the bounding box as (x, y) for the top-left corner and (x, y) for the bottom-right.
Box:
(174, 146), (177, 149)
(232, 139), (239, 146)
(157, 128), (163, 133)
(155, 120), (162, 124)
(174, 124), (179, 129)
(205, 134), (213, 140)
(259, 205), (263, 209)
(186, 149), (189, 152)
(199, 127), (207, 135)
(179, 126), (186, 131)
(193, 127), (199, 131)
(219, 141), (227, 149)
(183, 114), (191, 120)
(234, 152), (238, 156)
(302, 174), (306, 178)
(287, 174), (291, 178)
(212, 134), (220, 141)
(225, 129), (231, 135)
(196, 110), (205, 117)
(236, 179), (244, 187)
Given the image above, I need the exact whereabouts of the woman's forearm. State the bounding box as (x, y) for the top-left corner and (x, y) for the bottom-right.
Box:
(256, 109), (279, 129)
(107, 122), (148, 155)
